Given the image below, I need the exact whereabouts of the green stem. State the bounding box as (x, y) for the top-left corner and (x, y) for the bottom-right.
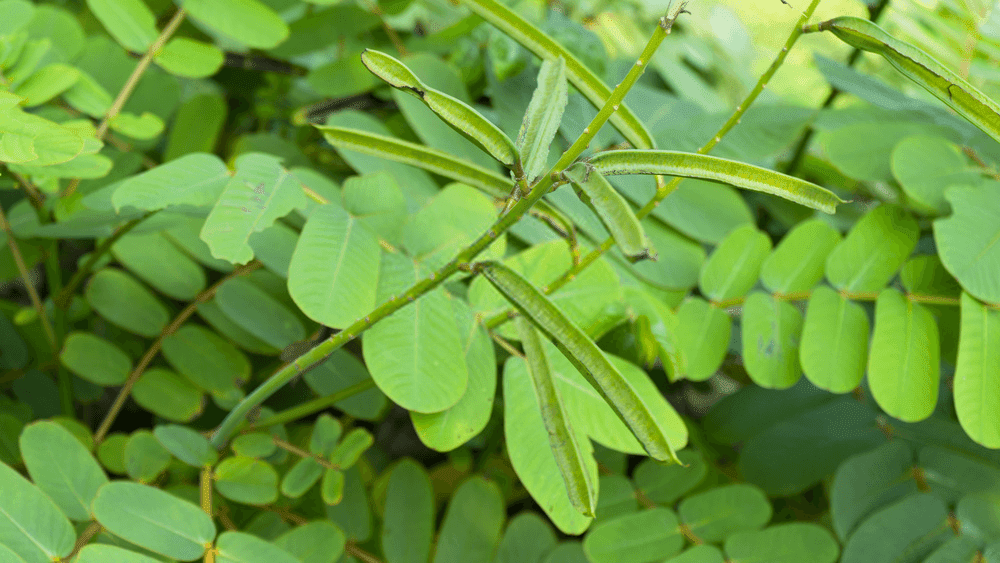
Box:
(249, 379), (377, 429)
(484, 0), (824, 329)
(208, 7), (687, 450)
(784, 0), (892, 174)
(57, 212), (155, 309)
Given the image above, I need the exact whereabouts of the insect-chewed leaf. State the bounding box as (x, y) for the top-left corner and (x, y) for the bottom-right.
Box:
(316, 125), (513, 199)
(361, 49), (517, 168)
(812, 17), (1000, 146)
(461, 0), (654, 150)
(518, 57), (568, 182)
(587, 150), (845, 214)
(562, 162), (653, 262)
(516, 317), (597, 517)
(474, 260), (681, 464)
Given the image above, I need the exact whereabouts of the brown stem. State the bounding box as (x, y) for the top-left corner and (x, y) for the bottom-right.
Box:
(272, 437), (335, 469)
(0, 202), (57, 352)
(63, 8), (187, 198)
(93, 260), (262, 443)
(345, 543), (385, 563)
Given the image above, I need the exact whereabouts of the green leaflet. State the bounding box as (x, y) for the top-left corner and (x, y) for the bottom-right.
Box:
(839, 494), (949, 563)
(587, 150), (844, 214)
(518, 57), (568, 182)
(0, 462), (75, 563)
(800, 286), (870, 394)
(214, 456), (279, 505)
(13, 63), (79, 107)
(410, 295), (496, 452)
(495, 513), (557, 563)
(76, 544), (162, 563)
(475, 260), (681, 464)
(132, 368), (205, 423)
(890, 135), (975, 216)
(184, 0), (289, 49)
(124, 430), (171, 483)
(85, 0), (157, 52)
(725, 523), (839, 563)
(111, 231), (207, 301)
(316, 125), (512, 198)
(154, 38), (224, 79)
(760, 219), (841, 295)
(19, 421), (108, 521)
(92, 482), (216, 561)
(954, 293), (1000, 448)
(287, 201), (382, 330)
(677, 484), (771, 543)
(811, 16), (1000, 146)
(216, 531), (300, 563)
(934, 182), (1000, 304)
(517, 317), (597, 517)
(830, 441), (918, 540)
(432, 477), (505, 563)
(584, 509), (685, 563)
(361, 49), (517, 168)
(562, 163), (653, 262)
(59, 332), (131, 386)
(826, 205), (918, 293)
(460, 0), (654, 150)
(275, 521), (346, 563)
(698, 225), (772, 303)
(867, 288), (940, 423)
(674, 298), (731, 382)
(381, 460), (434, 563)
(362, 253), (469, 414)
(112, 152), (231, 212)
(741, 292), (803, 390)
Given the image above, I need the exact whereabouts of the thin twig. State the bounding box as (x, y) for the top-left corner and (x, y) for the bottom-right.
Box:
(68, 521), (103, 559)
(364, 0), (408, 56)
(96, 9), (187, 140)
(345, 543), (385, 563)
(63, 8), (187, 198)
(6, 168), (45, 208)
(783, 0), (892, 174)
(0, 202), (56, 352)
(488, 328), (525, 359)
(93, 260), (262, 444)
(272, 437), (336, 469)
(57, 212), (155, 309)
(247, 379), (376, 430)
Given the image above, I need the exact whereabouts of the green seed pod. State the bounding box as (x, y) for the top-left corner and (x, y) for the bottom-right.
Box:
(475, 260), (682, 464)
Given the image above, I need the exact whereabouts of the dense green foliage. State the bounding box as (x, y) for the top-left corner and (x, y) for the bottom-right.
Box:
(2, 0), (1000, 562)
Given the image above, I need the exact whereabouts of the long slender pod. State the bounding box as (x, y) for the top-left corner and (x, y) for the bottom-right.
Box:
(806, 16), (1000, 145)
(516, 317), (598, 516)
(588, 150), (845, 213)
(475, 260), (682, 464)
